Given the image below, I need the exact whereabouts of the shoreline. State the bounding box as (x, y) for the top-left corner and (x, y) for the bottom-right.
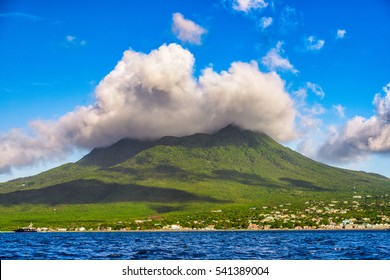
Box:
(2, 228), (389, 233)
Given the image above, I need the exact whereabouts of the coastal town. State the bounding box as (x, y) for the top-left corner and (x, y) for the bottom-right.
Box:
(20, 194), (390, 232)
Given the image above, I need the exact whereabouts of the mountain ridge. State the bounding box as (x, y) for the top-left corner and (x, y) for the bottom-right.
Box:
(2, 124), (389, 192)
(0, 124), (389, 230)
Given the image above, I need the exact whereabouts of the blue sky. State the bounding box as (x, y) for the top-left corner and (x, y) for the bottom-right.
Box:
(1, 0), (390, 181)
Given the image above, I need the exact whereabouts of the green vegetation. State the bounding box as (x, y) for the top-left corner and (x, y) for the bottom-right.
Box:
(0, 125), (389, 231)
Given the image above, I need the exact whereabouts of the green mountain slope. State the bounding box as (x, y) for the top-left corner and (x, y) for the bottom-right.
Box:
(0, 125), (389, 230)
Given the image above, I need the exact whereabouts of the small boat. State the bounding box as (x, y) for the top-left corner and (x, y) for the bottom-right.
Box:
(14, 222), (37, 233)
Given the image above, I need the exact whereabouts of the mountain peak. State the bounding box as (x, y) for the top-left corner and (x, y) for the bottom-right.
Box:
(214, 124), (267, 138)
(216, 123), (241, 132)
(211, 124), (272, 148)
(213, 124), (244, 136)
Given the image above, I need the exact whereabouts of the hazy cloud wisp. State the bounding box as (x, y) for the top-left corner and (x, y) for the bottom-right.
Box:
(0, 12), (44, 21)
(305, 35), (325, 51)
(333, 104), (346, 118)
(306, 82), (325, 99)
(260, 16), (273, 29)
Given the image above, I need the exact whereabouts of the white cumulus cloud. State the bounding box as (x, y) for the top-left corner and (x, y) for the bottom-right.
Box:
(172, 13), (206, 45)
(0, 43), (296, 174)
(318, 83), (390, 163)
(337, 29), (346, 39)
(233, 0), (268, 13)
(261, 41), (298, 74)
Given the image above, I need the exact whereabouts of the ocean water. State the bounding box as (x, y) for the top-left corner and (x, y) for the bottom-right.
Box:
(0, 230), (389, 260)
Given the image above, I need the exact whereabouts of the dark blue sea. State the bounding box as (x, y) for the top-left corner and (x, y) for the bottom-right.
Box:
(1, 230), (389, 260)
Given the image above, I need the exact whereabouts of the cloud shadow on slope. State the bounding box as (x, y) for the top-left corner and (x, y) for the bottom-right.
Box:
(0, 179), (223, 205)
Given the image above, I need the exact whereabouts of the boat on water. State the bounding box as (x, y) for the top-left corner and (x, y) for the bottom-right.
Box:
(14, 222), (37, 233)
